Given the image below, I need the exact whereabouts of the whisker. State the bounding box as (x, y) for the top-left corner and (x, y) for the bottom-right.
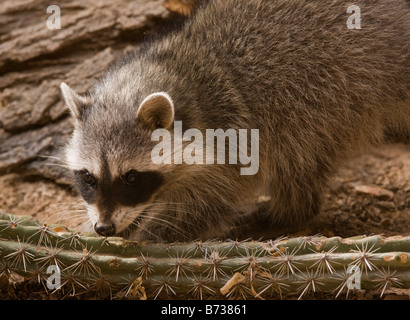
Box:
(134, 209), (196, 226)
(46, 210), (88, 222)
(48, 204), (86, 211)
(51, 215), (88, 224)
(130, 220), (161, 240)
(47, 208), (87, 216)
(41, 163), (71, 169)
(36, 154), (89, 167)
(54, 213), (88, 220)
(135, 214), (191, 239)
(36, 154), (67, 163)
(48, 199), (84, 206)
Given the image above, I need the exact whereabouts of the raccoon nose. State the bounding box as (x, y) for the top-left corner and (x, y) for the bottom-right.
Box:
(94, 222), (116, 237)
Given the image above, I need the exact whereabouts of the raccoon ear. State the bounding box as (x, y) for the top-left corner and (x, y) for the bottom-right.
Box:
(137, 92), (174, 129)
(60, 82), (91, 120)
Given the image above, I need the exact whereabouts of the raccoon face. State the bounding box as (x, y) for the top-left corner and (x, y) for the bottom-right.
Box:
(73, 167), (164, 236)
(60, 82), (175, 237)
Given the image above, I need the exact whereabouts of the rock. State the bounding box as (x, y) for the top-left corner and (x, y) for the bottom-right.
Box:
(377, 201), (396, 210)
(0, 47), (117, 132)
(353, 185), (395, 201)
(0, 0), (168, 70)
(0, 118), (73, 176)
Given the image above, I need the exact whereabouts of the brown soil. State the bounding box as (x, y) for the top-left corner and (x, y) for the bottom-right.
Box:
(310, 143), (410, 238)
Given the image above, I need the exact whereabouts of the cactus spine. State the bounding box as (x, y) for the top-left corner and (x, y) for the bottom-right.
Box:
(0, 212), (409, 299)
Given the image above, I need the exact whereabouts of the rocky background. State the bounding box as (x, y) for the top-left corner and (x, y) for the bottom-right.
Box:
(0, 0), (409, 238)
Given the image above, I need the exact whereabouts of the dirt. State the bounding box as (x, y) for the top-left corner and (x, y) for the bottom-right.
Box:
(309, 143), (410, 238)
(1, 143), (409, 238)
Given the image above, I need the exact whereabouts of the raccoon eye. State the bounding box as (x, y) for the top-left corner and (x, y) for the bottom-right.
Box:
(124, 170), (139, 185)
(83, 172), (97, 188)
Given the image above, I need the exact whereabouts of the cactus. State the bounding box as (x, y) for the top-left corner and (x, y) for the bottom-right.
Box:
(0, 211), (409, 299)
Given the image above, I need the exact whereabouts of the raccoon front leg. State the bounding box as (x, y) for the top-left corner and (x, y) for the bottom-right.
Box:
(260, 171), (326, 237)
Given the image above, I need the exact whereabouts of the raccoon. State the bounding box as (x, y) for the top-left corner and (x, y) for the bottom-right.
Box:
(60, 0), (410, 241)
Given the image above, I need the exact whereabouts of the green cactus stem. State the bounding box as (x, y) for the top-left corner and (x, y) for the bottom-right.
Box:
(0, 212), (409, 299)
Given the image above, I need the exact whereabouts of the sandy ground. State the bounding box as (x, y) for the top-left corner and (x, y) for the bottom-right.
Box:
(0, 143), (409, 239)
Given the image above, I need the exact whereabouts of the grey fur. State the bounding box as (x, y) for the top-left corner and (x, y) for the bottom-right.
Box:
(62, 0), (410, 241)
